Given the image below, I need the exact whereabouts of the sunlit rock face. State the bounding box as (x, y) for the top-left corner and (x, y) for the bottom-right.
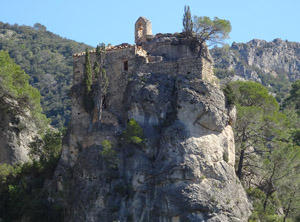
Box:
(211, 38), (300, 82)
(53, 72), (251, 222)
(0, 96), (39, 164)
(52, 19), (251, 221)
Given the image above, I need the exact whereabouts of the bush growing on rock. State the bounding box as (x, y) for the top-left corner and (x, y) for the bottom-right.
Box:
(122, 119), (144, 146)
(100, 140), (116, 158)
(100, 140), (118, 169)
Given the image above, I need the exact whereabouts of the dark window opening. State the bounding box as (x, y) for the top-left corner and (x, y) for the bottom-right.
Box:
(124, 60), (128, 71)
(102, 96), (107, 109)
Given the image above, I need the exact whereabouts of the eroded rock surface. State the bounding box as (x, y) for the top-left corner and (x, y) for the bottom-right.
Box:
(53, 72), (251, 222)
(52, 22), (251, 221)
(0, 95), (39, 164)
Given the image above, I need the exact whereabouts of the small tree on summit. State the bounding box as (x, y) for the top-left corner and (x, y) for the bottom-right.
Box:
(182, 6), (231, 48)
(182, 5), (193, 37)
(193, 15), (231, 46)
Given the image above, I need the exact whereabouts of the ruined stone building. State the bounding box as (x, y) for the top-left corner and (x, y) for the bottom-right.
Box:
(73, 16), (216, 86)
(55, 17), (251, 222)
(72, 16), (218, 127)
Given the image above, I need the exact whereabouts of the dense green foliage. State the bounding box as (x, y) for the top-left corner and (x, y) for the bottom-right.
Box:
(122, 119), (144, 146)
(100, 140), (118, 169)
(283, 80), (300, 115)
(0, 50), (49, 131)
(193, 15), (231, 46)
(182, 6), (231, 47)
(231, 81), (300, 221)
(0, 130), (63, 222)
(29, 130), (62, 162)
(223, 83), (236, 106)
(0, 22), (90, 128)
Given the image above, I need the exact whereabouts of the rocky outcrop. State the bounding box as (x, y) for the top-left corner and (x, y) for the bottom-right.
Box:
(53, 70), (251, 221)
(211, 38), (300, 82)
(0, 94), (39, 164)
(51, 19), (252, 220)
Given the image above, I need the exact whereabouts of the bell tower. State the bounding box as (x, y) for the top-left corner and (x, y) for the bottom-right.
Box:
(135, 17), (152, 44)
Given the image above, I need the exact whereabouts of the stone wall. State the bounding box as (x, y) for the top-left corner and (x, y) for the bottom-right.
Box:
(73, 32), (217, 89)
(71, 31), (218, 137)
(201, 57), (217, 84)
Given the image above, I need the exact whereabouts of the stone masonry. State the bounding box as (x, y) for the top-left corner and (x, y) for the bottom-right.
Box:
(72, 17), (218, 128)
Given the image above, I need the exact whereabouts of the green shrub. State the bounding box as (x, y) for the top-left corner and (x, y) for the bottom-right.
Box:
(100, 140), (118, 168)
(0, 158), (63, 221)
(223, 84), (236, 106)
(100, 140), (115, 157)
(29, 129), (62, 163)
(122, 119), (144, 146)
(0, 125), (63, 221)
(247, 187), (284, 222)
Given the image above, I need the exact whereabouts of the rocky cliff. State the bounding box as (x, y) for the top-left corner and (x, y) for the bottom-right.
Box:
(211, 39), (300, 82)
(0, 93), (39, 164)
(52, 32), (252, 221)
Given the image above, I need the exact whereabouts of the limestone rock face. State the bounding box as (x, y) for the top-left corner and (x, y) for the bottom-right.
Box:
(0, 96), (39, 164)
(53, 70), (251, 221)
(211, 38), (300, 82)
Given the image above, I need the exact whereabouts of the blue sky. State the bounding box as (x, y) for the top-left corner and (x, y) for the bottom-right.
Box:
(1, 0), (299, 47)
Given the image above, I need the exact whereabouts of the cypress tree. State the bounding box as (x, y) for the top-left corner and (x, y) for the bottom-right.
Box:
(84, 48), (92, 93)
(182, 5), (193, 37)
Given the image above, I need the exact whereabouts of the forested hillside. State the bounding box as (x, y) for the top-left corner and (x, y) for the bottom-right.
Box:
(0, 22), (90, 128)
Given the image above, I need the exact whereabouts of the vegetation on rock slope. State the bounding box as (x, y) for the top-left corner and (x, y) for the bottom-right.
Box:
(0, 11), (299, 220)
(0, 50), (48, 130)
(0, 51), (63, 221)
(0, 22), (90, 128)
(0, 130), (63, 222)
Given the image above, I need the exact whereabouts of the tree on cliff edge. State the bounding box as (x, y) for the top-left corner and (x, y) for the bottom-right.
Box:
(193, 16), (231, 46)
(182, 5), (193, 37)
(182, 6), (231, 53)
